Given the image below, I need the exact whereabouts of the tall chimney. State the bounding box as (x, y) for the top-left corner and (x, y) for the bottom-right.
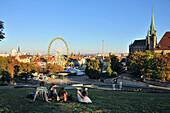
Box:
(102, 40), (104, 59)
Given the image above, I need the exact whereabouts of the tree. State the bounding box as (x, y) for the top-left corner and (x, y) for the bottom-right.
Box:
(44, 63), (63, 74)
(128, 51), (170, 81)
(30, 62), (42, 74)
(6, 56), (19, 78)
(19, 62), (31, 74)
(0, 69), (10, 82)
(85, 60), (101, 79)
(0, 57), (8, 70)
(106, 58), (113, 77)
(121, 58), (126, 62)
(14, 65), (20, 78)
(0, 57), (19, 82)
(0, 21), (5, 41)
(110, 55), (123, 74)
(71, 53), (74, 57)
(103, 56), (119, 78)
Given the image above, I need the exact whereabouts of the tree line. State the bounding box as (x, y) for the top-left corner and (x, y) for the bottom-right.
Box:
(85, 55), (123, 79)
(0, 56), (63, 83)
(127, 51), (170, 81)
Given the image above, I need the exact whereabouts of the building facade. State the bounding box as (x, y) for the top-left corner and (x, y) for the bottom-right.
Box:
(129, 9), (157, 53)
(154, 31), (170, 55)
(10, 49), (17, 56)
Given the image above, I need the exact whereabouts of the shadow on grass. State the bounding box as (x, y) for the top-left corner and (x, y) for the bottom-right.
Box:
(0, 88), (170, 113)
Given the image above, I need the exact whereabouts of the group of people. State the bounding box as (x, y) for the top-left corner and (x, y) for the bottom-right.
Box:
(33, 82), (92, 103)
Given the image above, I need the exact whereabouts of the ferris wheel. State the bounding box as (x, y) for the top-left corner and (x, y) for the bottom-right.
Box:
(48, 37), (69, 63)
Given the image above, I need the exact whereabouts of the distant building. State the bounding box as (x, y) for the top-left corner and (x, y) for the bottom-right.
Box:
(129, 9), (157, 53)
(37, 53), (42, 56)
(16, 55), (30, 63)
(96, 53), (109, 57)
(154, 31), (170, 55)
(109, 52), (113, 56)
(22, 52), (27, 55)
(0, 53), (9, 57)
(10, 49), (17, 56)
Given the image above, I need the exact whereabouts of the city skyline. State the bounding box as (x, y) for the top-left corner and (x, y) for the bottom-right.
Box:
(1, 0), (170, 55)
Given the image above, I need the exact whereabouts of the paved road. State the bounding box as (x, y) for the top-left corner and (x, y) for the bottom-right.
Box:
(46, 75), (111, 86)
(1, 74), (170, 92)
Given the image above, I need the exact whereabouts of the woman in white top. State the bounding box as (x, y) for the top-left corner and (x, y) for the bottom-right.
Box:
(77, 88), (92, 103)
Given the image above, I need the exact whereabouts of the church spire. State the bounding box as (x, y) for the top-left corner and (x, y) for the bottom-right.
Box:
(150, 8), (156, 35)
(147, 29), (150, 37)
(18, 46), (20, 53)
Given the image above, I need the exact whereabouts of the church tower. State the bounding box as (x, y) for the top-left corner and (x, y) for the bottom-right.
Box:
(146, 9), (157, 51)
(17, 46), (21, 56)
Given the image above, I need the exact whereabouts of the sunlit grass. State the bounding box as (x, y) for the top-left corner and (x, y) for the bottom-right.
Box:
(0, 88), (170, 113)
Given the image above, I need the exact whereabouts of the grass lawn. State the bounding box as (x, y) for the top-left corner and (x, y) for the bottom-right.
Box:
(0, 88), (170, 113)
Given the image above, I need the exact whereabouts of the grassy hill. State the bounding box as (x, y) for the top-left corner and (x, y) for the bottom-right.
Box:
(0, 88), (170, 113)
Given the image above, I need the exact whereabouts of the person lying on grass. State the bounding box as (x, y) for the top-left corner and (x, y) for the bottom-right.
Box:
(57, 87), (68, 102)
(33, 81), (48, 102)
(48, 83), (57, 101)
(77, 88), (92, 103)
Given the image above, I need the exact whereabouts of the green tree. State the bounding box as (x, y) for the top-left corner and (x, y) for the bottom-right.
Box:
(106, 58), (113, 77)
(128, 51), (170, 81)
(0, 21), (5, 41)
(0, 69), (10, 82)
(85, 60), (101, 79)
(110, 55), (123, 74)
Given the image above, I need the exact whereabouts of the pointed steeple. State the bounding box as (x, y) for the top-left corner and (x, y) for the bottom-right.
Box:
(147, 29), (150, 37)
(150, 8), (156, 35)
(18, 46), (20, 53)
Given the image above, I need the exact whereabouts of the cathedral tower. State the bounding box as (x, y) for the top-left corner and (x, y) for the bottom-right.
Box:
(146, 9), (157, 51)
(17, 46), (21, 56)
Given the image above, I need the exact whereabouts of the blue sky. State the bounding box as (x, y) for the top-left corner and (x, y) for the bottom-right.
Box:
(0, 0), (170, 55)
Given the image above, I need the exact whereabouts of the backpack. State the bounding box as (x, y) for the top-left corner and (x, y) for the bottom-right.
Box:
(26, 93), (35, 98)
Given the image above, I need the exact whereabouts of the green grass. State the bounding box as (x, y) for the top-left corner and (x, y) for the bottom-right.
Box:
(0, 88), (170, 113)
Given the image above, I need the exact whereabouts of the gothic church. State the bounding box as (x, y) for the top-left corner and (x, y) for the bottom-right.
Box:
(129, 9), (157, 53)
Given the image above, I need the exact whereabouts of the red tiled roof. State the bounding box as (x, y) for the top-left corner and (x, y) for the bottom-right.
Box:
(69, 56), (80, 59)
(19, 55), (27, 59)
(37, 59), (42, 62)
(155, 31), (170, 50)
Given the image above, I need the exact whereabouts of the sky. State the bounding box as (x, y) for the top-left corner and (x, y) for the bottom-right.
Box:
(0, 0), (170, 55)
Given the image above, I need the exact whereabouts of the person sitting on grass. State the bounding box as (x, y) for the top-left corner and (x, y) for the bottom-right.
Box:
(33, 82), (48, 102)
(57, 87), (68, 102)
(48, 83), (57, 101)
(77, 88), (92, 103)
